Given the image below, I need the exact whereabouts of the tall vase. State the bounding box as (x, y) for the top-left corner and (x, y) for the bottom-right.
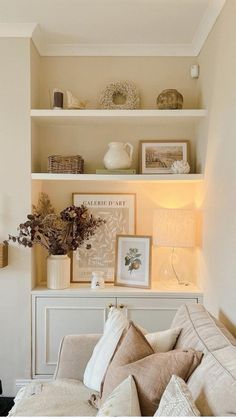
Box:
(47, 254), (70, 289)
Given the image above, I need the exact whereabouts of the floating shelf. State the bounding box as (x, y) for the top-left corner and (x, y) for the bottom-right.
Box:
(31, 173), (204, 182)
(31, 109), (207, 125)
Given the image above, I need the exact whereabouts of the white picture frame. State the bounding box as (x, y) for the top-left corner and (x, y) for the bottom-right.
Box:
(115, 235), (152, 288)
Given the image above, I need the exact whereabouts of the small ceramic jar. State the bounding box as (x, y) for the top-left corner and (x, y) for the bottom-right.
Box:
(156, 89), (183, 109)
(91, 271), (105, 290)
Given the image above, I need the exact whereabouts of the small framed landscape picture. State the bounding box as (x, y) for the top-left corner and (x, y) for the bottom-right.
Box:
(140, 140), (189, 174)
(115, 235), (152, 288)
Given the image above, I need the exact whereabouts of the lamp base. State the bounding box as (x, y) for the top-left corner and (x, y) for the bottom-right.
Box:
(159, 248), (190, 286)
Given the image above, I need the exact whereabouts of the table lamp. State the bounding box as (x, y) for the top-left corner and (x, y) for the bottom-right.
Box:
(153, 208), (196, 286)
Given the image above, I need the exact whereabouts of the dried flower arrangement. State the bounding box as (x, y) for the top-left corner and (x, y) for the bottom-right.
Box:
(6, 193), (105, 255)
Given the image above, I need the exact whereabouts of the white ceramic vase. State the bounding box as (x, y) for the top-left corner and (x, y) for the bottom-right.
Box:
(47, 254), (70, 289)
(103, 142), (133, 169)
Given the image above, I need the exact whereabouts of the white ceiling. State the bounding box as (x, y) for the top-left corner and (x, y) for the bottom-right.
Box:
(0, 0), (225, 56)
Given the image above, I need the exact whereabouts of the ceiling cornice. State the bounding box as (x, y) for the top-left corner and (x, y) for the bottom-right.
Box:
(191, 0), (226, 56)
(0, 22), (37, 38)
(37, 42), (195, 57)
(0, 1), (226, 57)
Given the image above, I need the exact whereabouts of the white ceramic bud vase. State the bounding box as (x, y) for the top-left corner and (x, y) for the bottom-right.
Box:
(47, 254), (70, 289)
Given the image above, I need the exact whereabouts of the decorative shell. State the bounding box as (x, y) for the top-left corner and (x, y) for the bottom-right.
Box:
(66, 90), (89, 109)
(99, 80), (140, 110)
(157, 89), (183, 109)
(171, 160), (190, 174)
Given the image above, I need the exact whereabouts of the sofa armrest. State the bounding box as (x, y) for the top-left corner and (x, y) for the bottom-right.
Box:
(54, 334), (101, 381)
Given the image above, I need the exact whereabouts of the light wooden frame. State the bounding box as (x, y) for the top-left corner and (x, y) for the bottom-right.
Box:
(72, 193), (136, 283)
(115, 235), (152, 289)
(139, 140), (190, 174)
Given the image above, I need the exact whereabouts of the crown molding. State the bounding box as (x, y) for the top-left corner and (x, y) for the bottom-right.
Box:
(1, 1), (226, 57)
(37, 42), (194, 57)
(191, 0), (226, 56)
(0, 22), (38, 38)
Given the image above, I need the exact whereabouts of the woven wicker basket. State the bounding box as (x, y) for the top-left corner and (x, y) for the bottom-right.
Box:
(48, 155), (84, 174)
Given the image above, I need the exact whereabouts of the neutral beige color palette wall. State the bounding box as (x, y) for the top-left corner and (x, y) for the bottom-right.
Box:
(0, 38), (31, 395)
(39, 56), (199, 109)
(196, 0), (236, 336)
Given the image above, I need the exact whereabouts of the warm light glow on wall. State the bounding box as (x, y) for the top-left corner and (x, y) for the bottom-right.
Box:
(153, 208), (197, 248)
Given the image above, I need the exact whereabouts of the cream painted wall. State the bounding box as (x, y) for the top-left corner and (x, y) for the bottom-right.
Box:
(39, 56), (199, 109)
(0, 39), (31, 395)
(197, 0), (236, 335)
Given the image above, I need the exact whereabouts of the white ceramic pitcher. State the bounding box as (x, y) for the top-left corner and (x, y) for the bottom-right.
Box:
(103, 142), (134, 170)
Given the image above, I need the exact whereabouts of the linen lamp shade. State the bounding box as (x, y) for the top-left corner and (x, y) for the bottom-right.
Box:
(153, 209), (196, 248)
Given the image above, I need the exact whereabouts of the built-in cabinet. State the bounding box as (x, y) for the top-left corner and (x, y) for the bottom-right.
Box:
(32, 285), (203, 377)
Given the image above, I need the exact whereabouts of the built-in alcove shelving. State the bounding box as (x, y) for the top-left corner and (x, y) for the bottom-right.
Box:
(31, 173), (204, 182)
(30, 50), (207, 289)
(31, 108), (207, 180)
(31, 109), (207, 125)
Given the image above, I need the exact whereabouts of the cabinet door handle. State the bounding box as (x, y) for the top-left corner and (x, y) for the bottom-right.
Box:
(119, 304), (125, 309)
(108, 303), (114, 308)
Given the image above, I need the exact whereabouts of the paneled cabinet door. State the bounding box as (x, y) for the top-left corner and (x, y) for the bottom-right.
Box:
(33, 296), (115, 377)
(117, 297), (198, 332)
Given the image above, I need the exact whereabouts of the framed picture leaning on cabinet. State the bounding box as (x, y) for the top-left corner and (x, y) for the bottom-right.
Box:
(72, 193), (136, 283)
(115, 235), (152, 288)
(139, 140), (189, 174)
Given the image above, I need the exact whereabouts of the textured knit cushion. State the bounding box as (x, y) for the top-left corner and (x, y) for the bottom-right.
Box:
(8, 379), (98, 417)
(171, 303), (236, 416)
(154, 375), (201, 416)
(102, 322), (202, 416)
(97, 375), (141, 417)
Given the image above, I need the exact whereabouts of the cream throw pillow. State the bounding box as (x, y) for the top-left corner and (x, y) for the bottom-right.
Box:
(146, 327), (181, 353)
(84, 308), (129, 392)
(97, 375), (141, 417)
(154, 375), (201, 417)
(84, 308), (181, 392)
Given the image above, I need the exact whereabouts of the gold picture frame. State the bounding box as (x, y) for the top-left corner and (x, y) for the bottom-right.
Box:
(115, 235), (152, 288)
(139, 140), (190, 174)
(72, 193), (136, 283)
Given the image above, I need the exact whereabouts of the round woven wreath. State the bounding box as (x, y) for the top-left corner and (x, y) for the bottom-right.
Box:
(99, 80), (140, 110)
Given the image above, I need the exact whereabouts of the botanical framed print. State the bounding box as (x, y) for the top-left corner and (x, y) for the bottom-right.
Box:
(115, 235), (152, 288)
(72, 193), (136, 283)
(140, 140), (189, 174)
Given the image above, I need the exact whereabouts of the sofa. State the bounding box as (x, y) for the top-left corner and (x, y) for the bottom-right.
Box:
(9, 303), (236, 416)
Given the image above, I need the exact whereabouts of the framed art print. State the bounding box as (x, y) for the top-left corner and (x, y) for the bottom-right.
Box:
(115, 235), (152, 288)
(72, 193), (136, 283)
(140, 140), (189, 174)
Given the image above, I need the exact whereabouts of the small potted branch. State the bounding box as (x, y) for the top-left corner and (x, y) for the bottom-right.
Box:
(6, 194), (105, 289)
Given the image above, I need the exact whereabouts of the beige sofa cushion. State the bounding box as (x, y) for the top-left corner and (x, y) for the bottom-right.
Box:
(102, 322), (202, 416)
(9, 379), (98, 417)
(171, 303), (236, 416)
